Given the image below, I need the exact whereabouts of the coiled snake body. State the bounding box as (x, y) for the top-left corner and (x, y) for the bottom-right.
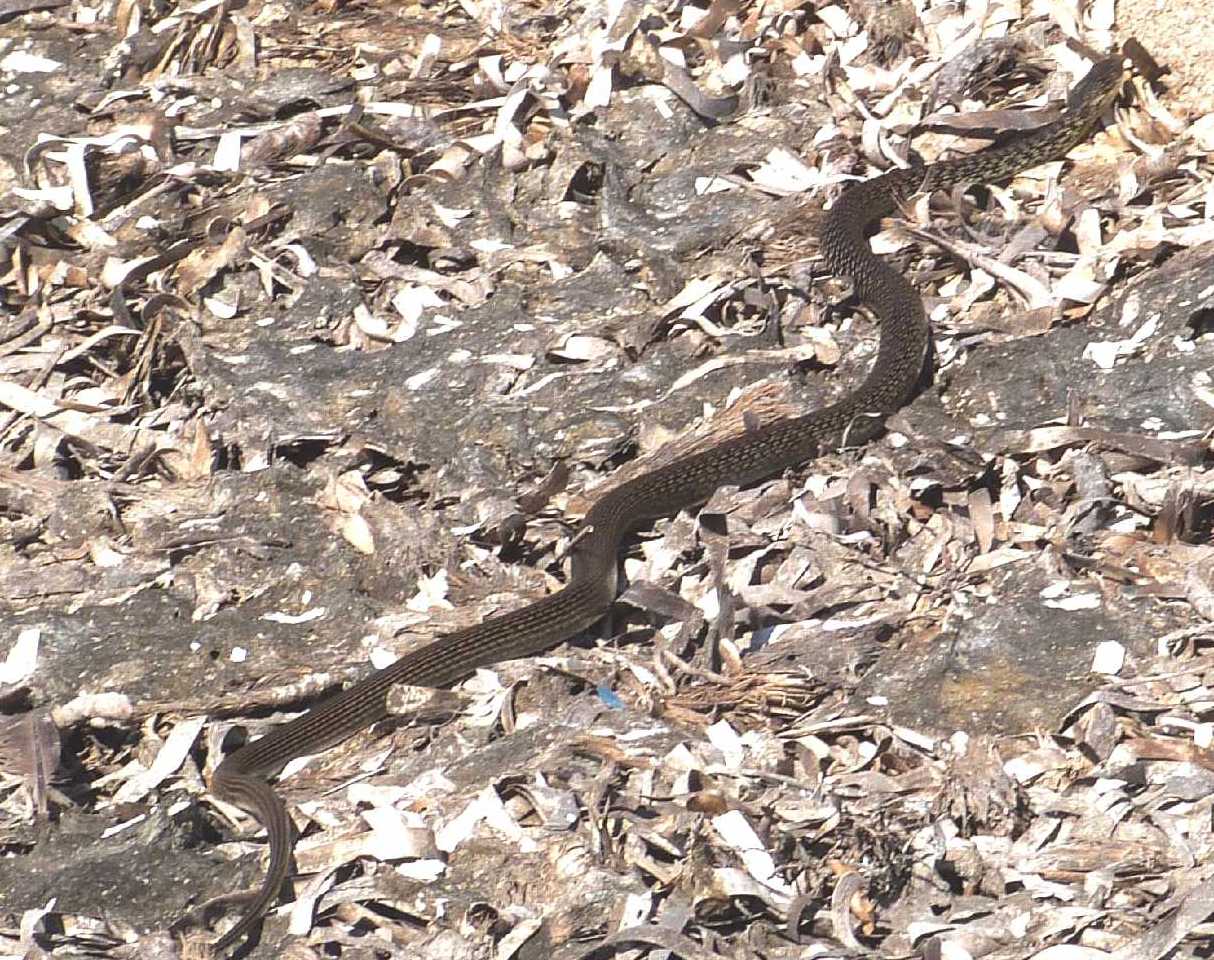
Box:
(203, 56), (1123, 952)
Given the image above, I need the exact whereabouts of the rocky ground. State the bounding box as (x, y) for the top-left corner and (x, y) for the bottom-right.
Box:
(2, 1), (1214, 958)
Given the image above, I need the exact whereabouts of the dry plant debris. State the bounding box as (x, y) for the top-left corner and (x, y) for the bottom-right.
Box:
(1, 0), (1213, 958)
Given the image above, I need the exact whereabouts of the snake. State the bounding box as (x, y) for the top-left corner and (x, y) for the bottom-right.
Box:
(199, 54), (1124, 953)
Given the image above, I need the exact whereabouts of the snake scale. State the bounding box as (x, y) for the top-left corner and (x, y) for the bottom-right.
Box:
(200, 54), (1123, 952)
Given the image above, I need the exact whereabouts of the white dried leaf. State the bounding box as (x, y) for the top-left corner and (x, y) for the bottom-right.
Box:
(362, 806), (436, 859)
(261, 607), (327, 625)
(891, 725), (937, 752)
(695, 174), (737, 195)
(435, 785), (531, 853)
(1004, 744), (1070, 784)
(816, 5), (858, 38)
(1090, 641), (1126, 676)
(1042, 592), (1102, 611)
(1084, 0), (1115, 30)
(1082, 316), (1158, 369)
(111, 716), (205, 804)
(706, 720), (745, 768)
(1191, 113), (1214, 152)
(1073, 207), (1104, 255)
(329, 470), (369, 513)
(413, 142), (476, 183)
(584, 63), (614, 109)
(212, 131), (243, 171)
(712, 811), (795, 896)
(13, 183), (72, 210)
(287, 866), (338, 936)
(1036, 581), (1070, 603)
(405, 367), (440, 390)
(478, 54), (507, 92)
(100, 811), (146, 838)
(396, 858), (447, 881)
(406, 569), (453, 613)
(1, 51), (62, 72)
(792, 51), (823, 77)
(86, 538), (127, 568)
(548, 334), (614, 362)
(907, 920), (956, 943)
(750, 147), (826, 195)
(0, 628), (40, 686)
(352, 303), (391, 340)
(470, 237), (513, 253)
(656, 44), (686, 69)
(204, 295), (239, 319)
(1054, 261), (1107, 304)
(390, 283), (444, 327)
(493, 81), (530, 148)
(662, 275), (726, 315)
(937, 940), (975, 960)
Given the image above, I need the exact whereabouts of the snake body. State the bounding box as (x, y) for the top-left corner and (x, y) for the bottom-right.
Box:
(204, 56), (1122, 952)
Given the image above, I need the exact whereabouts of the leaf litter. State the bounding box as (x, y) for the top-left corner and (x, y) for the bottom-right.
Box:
(0, 1), (1213, 958)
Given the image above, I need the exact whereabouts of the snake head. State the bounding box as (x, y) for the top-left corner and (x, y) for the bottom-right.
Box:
(1068, 55), (1125, 114)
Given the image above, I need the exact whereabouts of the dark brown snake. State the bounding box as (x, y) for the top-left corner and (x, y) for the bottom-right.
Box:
(201, 56), (1123, 952)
